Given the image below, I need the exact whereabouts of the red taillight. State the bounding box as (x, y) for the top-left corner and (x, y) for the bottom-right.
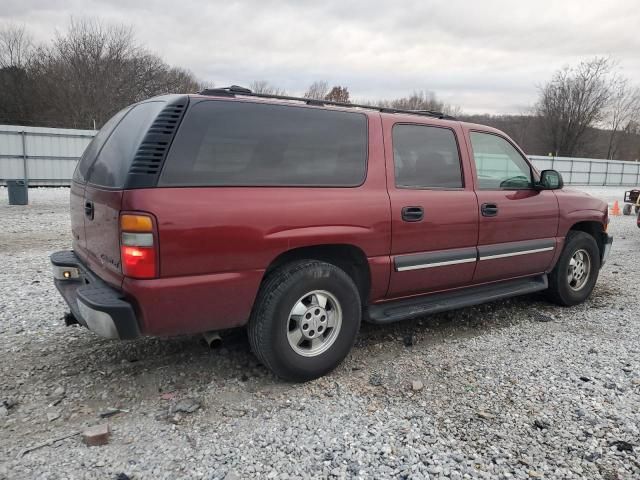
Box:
(121, 246), (156, 279)
(120, 214), (157, 279)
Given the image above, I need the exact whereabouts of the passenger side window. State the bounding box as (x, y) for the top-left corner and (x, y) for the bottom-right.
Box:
(393, 125), (463, 189)
(470, 132), (533, 189)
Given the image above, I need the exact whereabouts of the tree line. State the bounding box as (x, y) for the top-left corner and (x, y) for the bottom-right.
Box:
(1, 20), (639, 160)
(0, 20), (200, 128)
(252, 59), (640, 161)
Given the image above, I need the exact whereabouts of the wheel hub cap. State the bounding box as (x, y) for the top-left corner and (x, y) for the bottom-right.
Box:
(287, 290), (342, 357)
(567, 249), (591, 291)
(300, 305), (328, 340)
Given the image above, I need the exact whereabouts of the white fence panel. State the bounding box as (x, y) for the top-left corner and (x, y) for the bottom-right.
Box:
(528, 156), (640, 187)
(0, 125), (95, 186)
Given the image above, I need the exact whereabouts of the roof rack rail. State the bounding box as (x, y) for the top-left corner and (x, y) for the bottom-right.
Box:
(197, 86), (456, 120)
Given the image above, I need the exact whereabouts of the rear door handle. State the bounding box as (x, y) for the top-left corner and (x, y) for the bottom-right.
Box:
(401, 206), (424, 222)
(481, 203), (498, 217)
(84, 201), (94, 220)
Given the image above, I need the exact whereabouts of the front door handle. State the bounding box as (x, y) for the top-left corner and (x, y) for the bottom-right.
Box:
(84, 201), (94, 220)
(401, 206), (424, 222)
(481, 203), (498, 217)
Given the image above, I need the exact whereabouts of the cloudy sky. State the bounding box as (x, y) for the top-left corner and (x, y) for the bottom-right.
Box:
(3, 0), (640, 114)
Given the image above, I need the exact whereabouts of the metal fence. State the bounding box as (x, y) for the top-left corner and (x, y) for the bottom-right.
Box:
(0, 125), (95, 186)
(530, 155), (640, 186)
(1, 124), (640, 187)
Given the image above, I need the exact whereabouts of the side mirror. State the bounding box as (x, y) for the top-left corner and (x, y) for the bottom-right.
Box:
(537, 169), (563, 190)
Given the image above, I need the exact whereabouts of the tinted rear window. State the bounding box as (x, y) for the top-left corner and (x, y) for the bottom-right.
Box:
(159, 101), (368, 187)
(393, 125), (463, 189)
(87, 101), (166, 188)
(73, 107), (130, 183)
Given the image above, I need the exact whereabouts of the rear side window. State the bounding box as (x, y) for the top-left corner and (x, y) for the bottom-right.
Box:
(159, 101), (368, 187)
(73, 107), (129, 183)
(393, 124), (463, 188)
(87, 101), (166, 188)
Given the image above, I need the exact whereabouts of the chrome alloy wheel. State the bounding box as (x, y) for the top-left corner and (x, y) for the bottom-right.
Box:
(286, 290), (342, 357)
(568, 248), (591, 291)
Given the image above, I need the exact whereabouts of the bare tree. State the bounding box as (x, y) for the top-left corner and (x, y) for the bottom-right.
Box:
(325, 85), (350, 103)
(304, 80), (329, 100)
(249, 80), (287, 95)
(32, 18), (148, 127)
(164, 67), (200, 93)
(0, 24), (33, 68)
(443, 104), (463, 117)
(0, 24), (36, 124)
(605, 78), (640, 159)
(20, 17), (200, 128)
(389, 90), (443, 111)
(198, 79), (216, 91)
(535, 57), (613, 157)
(374, 90), (461, 116)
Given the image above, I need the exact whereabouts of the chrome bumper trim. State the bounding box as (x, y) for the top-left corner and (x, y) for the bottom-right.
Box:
(77, 299), (120, 339)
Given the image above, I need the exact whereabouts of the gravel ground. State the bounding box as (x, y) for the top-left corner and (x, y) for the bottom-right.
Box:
(0, 186), (639, 480)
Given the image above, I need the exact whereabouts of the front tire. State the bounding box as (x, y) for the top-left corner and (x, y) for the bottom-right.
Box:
(248, 260), (361, 381)
(547, 231), (600, 306)
(623, 203), (632, 215)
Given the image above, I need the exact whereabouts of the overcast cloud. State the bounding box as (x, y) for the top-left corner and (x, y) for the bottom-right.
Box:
(3, 0), (639, 114)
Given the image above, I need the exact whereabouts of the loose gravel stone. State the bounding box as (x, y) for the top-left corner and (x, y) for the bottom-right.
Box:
(1, 186), (639, 479)
(46, 411), (60, 422)
(52, 386), (65, 397)
(173, 398), (201, 414)
(82, 424), (111, 446)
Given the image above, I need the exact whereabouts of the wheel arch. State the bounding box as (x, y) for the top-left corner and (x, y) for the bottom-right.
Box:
(569, 220), (605, 257)
(263, 244), (372, 303)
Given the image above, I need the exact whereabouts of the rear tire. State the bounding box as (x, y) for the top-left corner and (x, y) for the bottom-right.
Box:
(623, 204), (632, 215)
(248, 260), (361, 381)
(547, 231), (600, 306)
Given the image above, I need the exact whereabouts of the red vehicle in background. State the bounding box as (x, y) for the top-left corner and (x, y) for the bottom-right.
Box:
(52, 86), (612, 381)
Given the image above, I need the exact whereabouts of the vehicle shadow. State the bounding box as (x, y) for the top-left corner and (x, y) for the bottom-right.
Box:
(76, 291), (559, 391)
(28, 278), (618, 415)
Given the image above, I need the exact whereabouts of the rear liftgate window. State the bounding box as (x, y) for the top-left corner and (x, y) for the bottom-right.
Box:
(159, 101), (368, 186)
(73, 107), (130, 183)
(87, 101), (166, 188)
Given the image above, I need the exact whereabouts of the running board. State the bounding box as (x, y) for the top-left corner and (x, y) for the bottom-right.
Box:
(366, 275), (548, 325)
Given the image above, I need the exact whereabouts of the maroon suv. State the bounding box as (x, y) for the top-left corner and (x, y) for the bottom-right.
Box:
(52, 86), (613, 381)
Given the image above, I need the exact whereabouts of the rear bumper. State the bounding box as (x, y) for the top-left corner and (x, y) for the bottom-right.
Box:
(50, 251), (140, 339)
(601, 233), (613, 266)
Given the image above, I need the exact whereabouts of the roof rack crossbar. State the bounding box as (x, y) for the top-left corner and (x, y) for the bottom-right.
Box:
(197, 86), (456, 120)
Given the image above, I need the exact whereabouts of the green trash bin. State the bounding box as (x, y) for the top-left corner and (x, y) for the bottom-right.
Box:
(7, 179), (28, 205)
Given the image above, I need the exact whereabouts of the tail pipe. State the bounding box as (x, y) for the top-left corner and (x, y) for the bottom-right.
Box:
(203, 331), (222, 349)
